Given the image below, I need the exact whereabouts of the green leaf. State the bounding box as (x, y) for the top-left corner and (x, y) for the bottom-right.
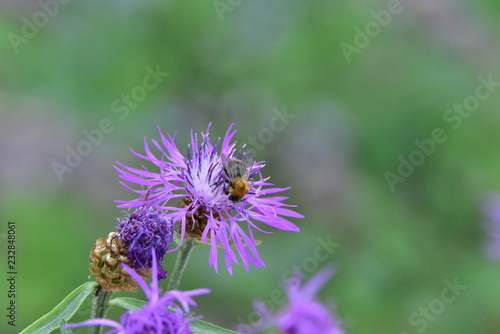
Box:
(59, 319), (73, 334)
(20, 281), (97, 334)
(108, 297), (146, 311)
(189, 317), (239, 334)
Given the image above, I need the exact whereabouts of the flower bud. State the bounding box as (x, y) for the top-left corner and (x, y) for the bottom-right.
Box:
(89, 232), (150, 292)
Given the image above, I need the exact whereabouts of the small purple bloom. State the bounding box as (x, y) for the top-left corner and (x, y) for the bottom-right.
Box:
(117, 206), (175, 279)
(65, 251), (209, 333)
(276, 265), (344, 334)
(115, 124), (303, 273)
(481, 193), (500, 260)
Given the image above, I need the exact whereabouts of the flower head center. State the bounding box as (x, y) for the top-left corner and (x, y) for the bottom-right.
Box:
(179, 196), (221, 240)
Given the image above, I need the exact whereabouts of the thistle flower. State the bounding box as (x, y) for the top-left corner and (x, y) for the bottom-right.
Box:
(89, 207), (175, 291)
(117, 206), (175, 279)
(276, 265), (344, 334)
(115, 124), (303, 273)
(66, 251), (210, 333)
(241, 265), (345, 334)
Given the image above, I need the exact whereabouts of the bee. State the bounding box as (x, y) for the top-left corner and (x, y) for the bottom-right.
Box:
(221, 152), (254, 202)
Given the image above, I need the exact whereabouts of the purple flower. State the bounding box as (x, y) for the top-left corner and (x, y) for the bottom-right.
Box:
(115, 124), (302, 273)
(65, 251), (209, 333)
(481, 193), (500, 260)
(117, 206), (175, 279)
(276, 265), (344, 334)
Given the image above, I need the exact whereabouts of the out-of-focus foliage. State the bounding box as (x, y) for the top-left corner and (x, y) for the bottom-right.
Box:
(1, 0), (500, 333)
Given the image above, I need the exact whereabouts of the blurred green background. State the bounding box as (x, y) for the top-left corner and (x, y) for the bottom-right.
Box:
(1, 0), (500, 333)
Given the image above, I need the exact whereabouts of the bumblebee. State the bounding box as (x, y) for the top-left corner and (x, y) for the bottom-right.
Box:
(221, 152), (254, 202)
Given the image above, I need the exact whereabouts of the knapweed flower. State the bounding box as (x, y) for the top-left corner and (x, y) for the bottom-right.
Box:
(276, 265), (344, 334)
(115, 124), (303, 273)
(67, 251), (210, 333)
(89, 207), (175, 291)
(241, 265), (344, 334)
(117, 206), (175, 279)
(481, 193), (500, 260)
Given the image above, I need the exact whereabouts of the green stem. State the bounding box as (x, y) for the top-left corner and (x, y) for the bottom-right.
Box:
(89, 287), (113, 334)
(167, 238), (196, 290)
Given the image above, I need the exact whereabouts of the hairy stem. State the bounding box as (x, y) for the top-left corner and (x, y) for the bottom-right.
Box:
(166, 238), (196, 290)
(89, 287), (113, 334)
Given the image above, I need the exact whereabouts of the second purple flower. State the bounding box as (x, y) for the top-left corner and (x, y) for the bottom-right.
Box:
(115, 124), (303, 273)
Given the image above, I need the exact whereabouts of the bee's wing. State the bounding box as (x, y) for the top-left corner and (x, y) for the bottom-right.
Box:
(224, 159), (241, 178)
(241, 151), (254, 168)
(221, 153), (237, 178)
